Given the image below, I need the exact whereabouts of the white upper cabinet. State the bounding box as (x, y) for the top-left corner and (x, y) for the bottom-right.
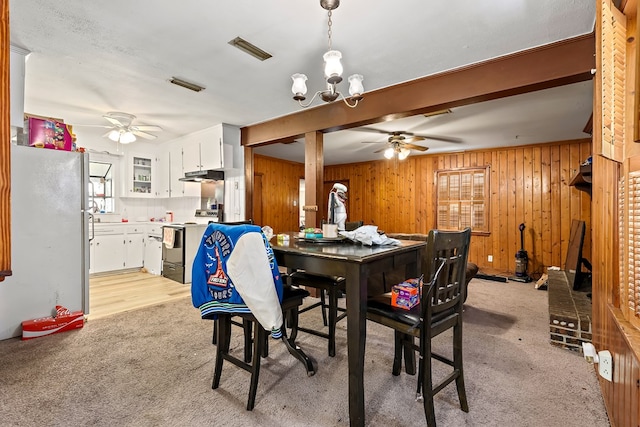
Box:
(199, 124), (223, 170)
(169, 144), (199, 198)
(154, 151), (170, 198)
(181, 134), (202, 173)
(181, 124), (237, 173)
(168, 144), (185, 198)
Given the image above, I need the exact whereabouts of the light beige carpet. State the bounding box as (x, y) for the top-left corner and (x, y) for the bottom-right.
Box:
(0, 278), (609, 426)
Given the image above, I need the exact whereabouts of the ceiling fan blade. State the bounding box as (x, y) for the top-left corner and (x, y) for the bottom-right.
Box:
(102, 130), (113, 138)
(403, 143), (429, 151)
(354, 127), (392, 135)
(412, 134), (462, 143)
(406, 136), (426, 143)
(131, 125), (163, 132)
(360, 140), (385, 144)
(373, 147), (389, 153)
(73, 124), (113, 128)
(132, 130), (157, 140)
(103, 116), (125, 127)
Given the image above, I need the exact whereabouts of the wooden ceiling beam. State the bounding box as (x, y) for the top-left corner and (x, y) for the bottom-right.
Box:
(242, 33), (595, 147)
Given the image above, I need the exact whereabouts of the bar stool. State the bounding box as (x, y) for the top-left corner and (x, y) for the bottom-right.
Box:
(210, 286), (313, 410)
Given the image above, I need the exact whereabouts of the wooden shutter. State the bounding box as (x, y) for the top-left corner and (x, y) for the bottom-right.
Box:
(624, 155), (640, 328)
(436, 166), (489, 233)
(599, 0), (626, 161)
(619, 176), (626, 312)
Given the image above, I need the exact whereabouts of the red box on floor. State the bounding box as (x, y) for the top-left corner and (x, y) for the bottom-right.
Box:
(21, 306), (85, 340)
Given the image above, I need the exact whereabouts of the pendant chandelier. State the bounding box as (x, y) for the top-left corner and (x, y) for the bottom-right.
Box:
(291, 0), (364, 108)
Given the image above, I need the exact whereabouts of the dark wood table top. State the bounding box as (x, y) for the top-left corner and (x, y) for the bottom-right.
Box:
(270, 233), (426, 262)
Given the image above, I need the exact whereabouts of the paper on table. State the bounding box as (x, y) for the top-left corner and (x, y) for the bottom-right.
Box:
(340, 225), (400, 246)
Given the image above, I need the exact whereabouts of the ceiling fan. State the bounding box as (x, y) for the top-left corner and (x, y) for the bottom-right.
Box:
(358, 127), (461, 159)
(79, 112), (163, 144)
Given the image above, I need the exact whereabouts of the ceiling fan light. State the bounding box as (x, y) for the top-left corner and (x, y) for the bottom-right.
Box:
(120, 131), (136, 144)
(291, 73), (308, 100)
(323, 50), (343, 84)
(384, 147), (395, 159)
(398, 148), (411, 160)
(107, 130), (121, 142)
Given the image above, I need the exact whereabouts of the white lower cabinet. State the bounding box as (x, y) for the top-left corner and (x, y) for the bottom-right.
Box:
(124, 227), (144, 269)
(91, 224), (146, 274)
(93, 233), (126, 273)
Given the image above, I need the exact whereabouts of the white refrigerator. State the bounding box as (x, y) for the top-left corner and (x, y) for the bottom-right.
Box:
(0, 145), (91, 340)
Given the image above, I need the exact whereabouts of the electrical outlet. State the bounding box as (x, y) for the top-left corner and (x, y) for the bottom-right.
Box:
(598, 350), (613, 382)
(488, 255), (493, 262)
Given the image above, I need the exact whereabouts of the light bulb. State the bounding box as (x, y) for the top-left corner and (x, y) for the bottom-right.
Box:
(348, 74), (364, 97)
(120, 131), (136, 144)
(291, 73), (308, 99)
(398, 148), (411, 160)
(108, 130), (121, 142)
(384, 147), (395, 159)
(323, 50), (343, 84)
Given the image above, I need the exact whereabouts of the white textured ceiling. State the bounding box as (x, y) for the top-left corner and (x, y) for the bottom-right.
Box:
(10, 0), (596, 165)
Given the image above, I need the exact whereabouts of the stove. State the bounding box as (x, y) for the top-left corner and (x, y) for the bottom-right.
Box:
(161, 223), (207, 284)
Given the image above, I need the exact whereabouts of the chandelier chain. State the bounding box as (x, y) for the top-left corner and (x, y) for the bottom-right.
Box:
(327, 10), (333, 51)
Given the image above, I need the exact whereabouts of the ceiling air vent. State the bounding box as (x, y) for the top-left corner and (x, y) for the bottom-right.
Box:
(228, 37), (272, 61)
(170, 77), (205, 92)
(423, 109), (452, 118)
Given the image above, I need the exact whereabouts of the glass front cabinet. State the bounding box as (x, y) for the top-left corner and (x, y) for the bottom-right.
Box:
(125, 154), (154, 197)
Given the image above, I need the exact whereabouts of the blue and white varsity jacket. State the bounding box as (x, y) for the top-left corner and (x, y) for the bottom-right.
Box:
(191, 223), (284, 338)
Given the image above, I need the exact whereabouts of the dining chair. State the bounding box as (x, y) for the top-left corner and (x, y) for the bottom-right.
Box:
(289, 271), (347, 357)
(211, 285), (312, 410)
(366, 227), (471, 426)
(345, 220), (364, 231)
(192, 223), (315, 410)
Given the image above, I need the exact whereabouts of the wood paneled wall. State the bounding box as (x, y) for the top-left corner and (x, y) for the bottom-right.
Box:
(253, 154), (304, 233)
(325, 139), (592, 274)
(591, 154), (640, 426)
(591, 1), (640, 425)
(255, 139), (591, 275)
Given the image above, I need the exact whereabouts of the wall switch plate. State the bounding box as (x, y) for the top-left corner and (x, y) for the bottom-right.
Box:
(488, 255), (493, 262)
(598, 350), (613, 382)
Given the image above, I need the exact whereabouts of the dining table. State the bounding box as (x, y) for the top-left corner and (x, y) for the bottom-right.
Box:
(270, 232), (426, 427)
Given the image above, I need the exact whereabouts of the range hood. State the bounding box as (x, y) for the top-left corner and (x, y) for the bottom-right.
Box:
(179, 170), (224, 182)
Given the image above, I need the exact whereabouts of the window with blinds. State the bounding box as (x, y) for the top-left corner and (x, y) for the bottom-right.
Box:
(436, 167), (489, 233)
(600, 0), (625, 161)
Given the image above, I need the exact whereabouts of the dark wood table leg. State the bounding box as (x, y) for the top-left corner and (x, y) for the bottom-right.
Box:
(346, 264), (367, 427)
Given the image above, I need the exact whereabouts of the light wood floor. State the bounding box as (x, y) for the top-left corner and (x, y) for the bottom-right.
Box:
(88, 271), (191, 320)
